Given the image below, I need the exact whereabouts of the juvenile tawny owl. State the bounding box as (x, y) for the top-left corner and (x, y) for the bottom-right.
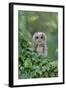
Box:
(33, 32), (48, 57)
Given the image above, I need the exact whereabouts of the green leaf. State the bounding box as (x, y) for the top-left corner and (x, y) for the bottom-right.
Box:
(24, 59), (32, 68)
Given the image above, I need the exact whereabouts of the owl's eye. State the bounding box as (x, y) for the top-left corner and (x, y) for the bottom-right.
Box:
(35, 36), (38, 39)
(41, 36), (43, 39)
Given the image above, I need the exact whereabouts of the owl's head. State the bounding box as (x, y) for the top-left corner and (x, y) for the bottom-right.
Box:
(33, 32), (47, 45)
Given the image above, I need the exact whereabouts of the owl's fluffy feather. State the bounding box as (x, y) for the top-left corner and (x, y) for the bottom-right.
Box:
(32, 32), (48, 57)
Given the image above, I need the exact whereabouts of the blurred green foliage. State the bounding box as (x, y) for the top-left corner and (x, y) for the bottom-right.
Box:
(18, 11), (58, 79)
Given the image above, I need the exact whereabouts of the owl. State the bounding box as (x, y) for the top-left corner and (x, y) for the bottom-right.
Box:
(32, 32), (48, 57)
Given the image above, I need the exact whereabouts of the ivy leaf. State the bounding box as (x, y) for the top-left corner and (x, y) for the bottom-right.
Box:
(24, 59), (32, 69)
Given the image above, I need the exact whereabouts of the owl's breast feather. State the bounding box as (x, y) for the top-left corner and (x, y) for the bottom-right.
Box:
(36, 45), (44, 54)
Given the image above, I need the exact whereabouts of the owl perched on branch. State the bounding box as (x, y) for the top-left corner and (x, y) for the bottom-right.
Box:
(32, 32), (48, 57)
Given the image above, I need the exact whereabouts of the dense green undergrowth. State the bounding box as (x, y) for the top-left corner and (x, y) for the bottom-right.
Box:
(18, 31), (58, 79)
